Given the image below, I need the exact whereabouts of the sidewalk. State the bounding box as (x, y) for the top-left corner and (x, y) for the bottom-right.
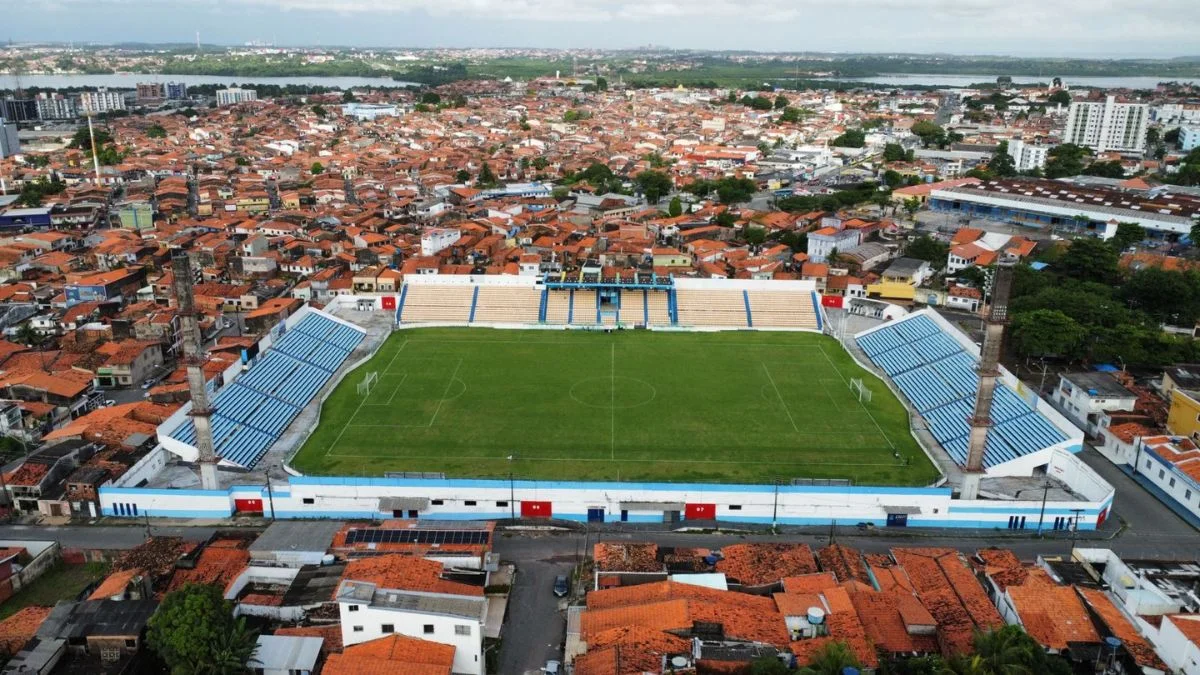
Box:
(1119, 466), (1200, 531)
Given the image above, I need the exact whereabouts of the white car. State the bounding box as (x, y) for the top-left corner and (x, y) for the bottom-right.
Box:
(103, 399), (116, 407)
(542, 661), (561, 675)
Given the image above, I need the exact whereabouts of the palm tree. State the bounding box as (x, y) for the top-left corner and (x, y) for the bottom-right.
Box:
(178, 618), (258, 675)
(15, 323), (41, 348)
(798, 641), (861, 675)
(945, 654), (992, 675)
(972, 625), (1040, 675)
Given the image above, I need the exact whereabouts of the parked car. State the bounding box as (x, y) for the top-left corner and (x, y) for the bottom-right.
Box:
(543, 660), (561, 674)
(553, 575), (569, 598)
(103, 399), (116, 407)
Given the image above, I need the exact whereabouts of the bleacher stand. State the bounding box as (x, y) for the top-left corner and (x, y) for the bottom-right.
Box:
(471, 286), (542, 324)
(398, 285), (473, 323)
(167, 310), (365, 469)
(746, 291), (819, 329)
(855, 313), (1068, 470)
(675, 289), (749, 328)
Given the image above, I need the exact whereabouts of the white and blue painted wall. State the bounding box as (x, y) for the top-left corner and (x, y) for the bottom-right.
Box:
(100, 448), (1114, 530)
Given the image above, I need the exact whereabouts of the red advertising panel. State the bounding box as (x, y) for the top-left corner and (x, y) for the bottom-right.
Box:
(685, 503), (716, 520)
(520, 501), (552, 518)
(233, 499), (263, 514)
(381, 296), (397, 310)
(821, 295), (844, 308)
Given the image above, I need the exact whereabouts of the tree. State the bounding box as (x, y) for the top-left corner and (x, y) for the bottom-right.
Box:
(596, 76), (608, 91)
(974, 625), (1072, 675)
(476, 163), (498, 188)
(201, 618), (259, 675)
(667, 196), (683, 217)
(1121, 267), (1200, 325)
(905, 235), (949, 270)
(310, 162), (324, 175)
(311, 104), (327, 118)
(1044, 143), (1092, 179)
(455, 169), (471, 183)
(420, 92), (441, 105)
(1058, 236), (1119, 283)
(831, 129), (866, 148)
(989, 141), (1017, 178)
(1109, 222), (1145, 252)
(635, 170), (673, 204)
(341, 90), (356, 103)
(1083, 160), (1125, 178)
(1165, 127), (1182, 146)
(1190, 220), (1200, 244)
(1047, 90), (1071, 106)
(797, 641), (861, 675)
(902, 197), (922, 219)
(563, 109), (585, 123)
(883, 169), (904, 189)
(744, 225), (767, 246)
(146, 124), (167, 139)
(911, 120), (947, 148)
(147, 584), (258, 675)
(883, 143), (909, 162)
(774, 94), (790, 110)
(1010, 309), (1086, 359)
(714, 210), (737, 228)
(956, 265), (988, 288)
(15, 323), (41, 347)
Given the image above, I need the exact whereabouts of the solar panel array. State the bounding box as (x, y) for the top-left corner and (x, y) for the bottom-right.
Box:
(344, 528), (491, 546)
(856, 314), (1069, 469)
(168, 311), (365, 469)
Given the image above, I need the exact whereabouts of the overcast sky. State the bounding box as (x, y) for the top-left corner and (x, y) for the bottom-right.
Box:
(12, 0), (1200, 57)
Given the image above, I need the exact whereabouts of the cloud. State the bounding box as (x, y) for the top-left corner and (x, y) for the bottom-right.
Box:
(15, 0), (1200, 54)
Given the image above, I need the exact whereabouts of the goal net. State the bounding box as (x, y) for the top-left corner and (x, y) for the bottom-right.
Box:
(849, 378), (872, 404)
(357, 371), (379, 396)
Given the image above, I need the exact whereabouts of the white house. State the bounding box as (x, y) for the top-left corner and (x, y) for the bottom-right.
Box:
(421, 228), (462, 257)
(1134, 435), (1200, 524)
(806, 225), (861, 264)
(1053, 372), (1137, 437)
(1155, 614), (1200, 675)
(336, 556), (488, 675)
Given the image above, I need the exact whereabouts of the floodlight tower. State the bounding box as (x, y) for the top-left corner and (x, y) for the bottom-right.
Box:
(960, 255), (1016, 500)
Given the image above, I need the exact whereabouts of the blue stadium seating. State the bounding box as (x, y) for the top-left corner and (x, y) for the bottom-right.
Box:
(166, 311), (365, 469)
(855, 313), (1069, 469)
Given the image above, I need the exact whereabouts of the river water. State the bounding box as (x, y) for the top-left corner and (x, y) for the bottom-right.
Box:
(822, 73), (1200, 89)
(6, 72), (1198, 91)
(5, 73), (419, 90)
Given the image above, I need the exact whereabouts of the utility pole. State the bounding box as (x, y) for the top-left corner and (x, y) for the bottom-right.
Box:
(1069, 508), (1085, 557)
(1035, 478), (1050, 535)
(771, 478), (780, 530)
(265, 468), (276, 521)
(506, 454), (515, 521)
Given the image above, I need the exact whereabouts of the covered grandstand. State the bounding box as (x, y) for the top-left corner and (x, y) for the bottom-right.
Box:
(855, 310), (1083, 476)
(393, 275), (824, 332)
(159, 308), (366, 469)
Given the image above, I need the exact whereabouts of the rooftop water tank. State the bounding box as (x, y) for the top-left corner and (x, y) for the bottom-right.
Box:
(807, 607), (826, 625)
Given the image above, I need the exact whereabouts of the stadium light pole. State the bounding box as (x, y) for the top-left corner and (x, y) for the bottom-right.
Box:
(506, 454), (515, 521)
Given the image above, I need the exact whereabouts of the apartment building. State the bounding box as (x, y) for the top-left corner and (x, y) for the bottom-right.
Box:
(216, 87), (258, 106)
(78, 89), (128, 114)
(1064, 95), (1149, 153)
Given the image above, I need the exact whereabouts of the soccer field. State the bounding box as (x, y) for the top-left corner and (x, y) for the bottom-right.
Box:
(290, 328), (940, 486)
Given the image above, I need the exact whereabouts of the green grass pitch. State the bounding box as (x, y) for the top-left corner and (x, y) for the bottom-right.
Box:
(290, 328), (940, 486)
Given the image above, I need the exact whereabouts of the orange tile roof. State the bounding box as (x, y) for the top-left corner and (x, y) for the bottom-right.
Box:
(0, 606), (51, 656)
(88, 568), (142, 600)
(340, 555), (483, 597)
(1077, 588), (1165, 670)
(782, 572), (839, 594)
(1007, 577), (1100, 650)
(581, 599), (691, 639)
(274, 625), (342, 654)
(715, 543), (817, 586)
(584, 625), (691, 674)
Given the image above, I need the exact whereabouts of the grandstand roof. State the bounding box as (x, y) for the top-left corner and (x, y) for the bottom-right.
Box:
(165, 309), (365, 469)
(854, 310), (1078, 471)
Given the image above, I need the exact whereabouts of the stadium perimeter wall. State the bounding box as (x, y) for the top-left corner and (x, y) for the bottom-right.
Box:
(100, 459), (1110, 529)
(101, 294), (1112, 530)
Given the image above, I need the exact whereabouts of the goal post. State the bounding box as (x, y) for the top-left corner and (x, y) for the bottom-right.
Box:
(357, 371), (379, 396)
(849, 377), (872, 404)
